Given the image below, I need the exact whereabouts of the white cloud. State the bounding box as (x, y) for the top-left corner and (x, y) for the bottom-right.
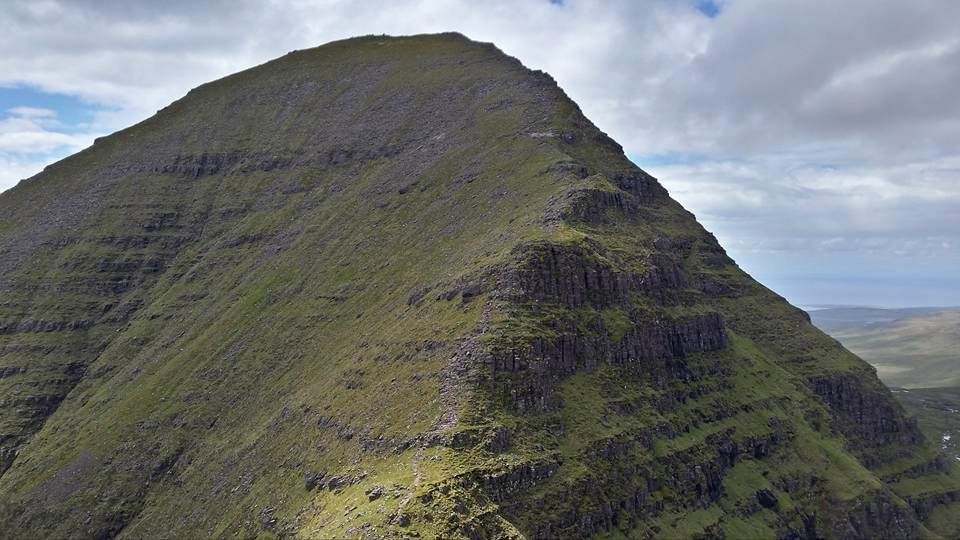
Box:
(651, 156), (960, 261)
(7, 106), (57, 120)
(0, 106), (100, 189)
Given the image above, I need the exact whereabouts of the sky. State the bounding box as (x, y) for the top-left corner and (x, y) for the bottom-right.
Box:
(1, 0), (958, 308)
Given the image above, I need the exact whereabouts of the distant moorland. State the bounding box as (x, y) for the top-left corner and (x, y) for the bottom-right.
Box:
(810, 306), (960, 466)
(809, 306), (960, 388)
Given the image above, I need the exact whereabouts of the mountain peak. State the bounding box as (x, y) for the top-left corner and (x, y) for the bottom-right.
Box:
(0, 34), (957, 539)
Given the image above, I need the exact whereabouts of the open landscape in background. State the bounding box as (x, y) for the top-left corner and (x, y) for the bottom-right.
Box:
(810, 306), (960, 463)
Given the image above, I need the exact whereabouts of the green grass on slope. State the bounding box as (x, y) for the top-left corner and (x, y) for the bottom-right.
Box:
(0, 143), (571, 537)
(0, 33), (588, 538)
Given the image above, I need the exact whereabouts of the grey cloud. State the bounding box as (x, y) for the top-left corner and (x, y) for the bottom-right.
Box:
(646, 0), (960, 160)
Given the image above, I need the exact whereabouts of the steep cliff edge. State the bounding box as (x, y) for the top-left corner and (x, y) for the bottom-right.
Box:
(0, 33), (957, 539)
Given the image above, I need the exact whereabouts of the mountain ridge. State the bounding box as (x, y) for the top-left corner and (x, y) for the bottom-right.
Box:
(0, 33), (958, 539)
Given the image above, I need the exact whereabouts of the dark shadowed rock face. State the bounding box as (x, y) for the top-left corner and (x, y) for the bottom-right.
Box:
(809, 373), (925, 462)
(0, 33), (957, 539)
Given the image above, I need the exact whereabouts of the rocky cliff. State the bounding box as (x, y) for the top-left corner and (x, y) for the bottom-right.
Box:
(0, 33), (957, 539)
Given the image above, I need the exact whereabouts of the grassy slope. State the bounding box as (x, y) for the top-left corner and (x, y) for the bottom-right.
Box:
(0, 34), (956, 539)
(0, 34), (573, 537)
(453, 180), (956, 537)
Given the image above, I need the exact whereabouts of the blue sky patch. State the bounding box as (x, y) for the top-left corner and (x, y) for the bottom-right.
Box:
(694, 0), (721, 18)
(628, 152), (707, 168)
(0, 85), (100, 131)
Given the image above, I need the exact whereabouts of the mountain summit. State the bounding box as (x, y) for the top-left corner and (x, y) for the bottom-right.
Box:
(0, 33), (957, 539)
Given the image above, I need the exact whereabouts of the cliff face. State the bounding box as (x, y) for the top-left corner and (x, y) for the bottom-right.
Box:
(0, 33), (957, 539)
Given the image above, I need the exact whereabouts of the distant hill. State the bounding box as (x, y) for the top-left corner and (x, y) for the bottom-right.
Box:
(809, 307), (960, 388)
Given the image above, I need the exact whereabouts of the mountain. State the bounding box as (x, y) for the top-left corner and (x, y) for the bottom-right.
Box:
(809, 307), (960, 388)
(0, 33), (957, 539)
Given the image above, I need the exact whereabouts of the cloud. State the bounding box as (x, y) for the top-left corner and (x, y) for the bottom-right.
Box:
(0, 106), (94, 153)
(651, 156), (960, 251)
(7, 106), (58, 120)
(0, 0), (957, 305)
(642, 0), (960, 159)
(0, 105), (100, 189)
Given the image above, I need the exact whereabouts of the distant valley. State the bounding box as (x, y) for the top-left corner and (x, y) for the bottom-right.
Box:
(810, 306), (960, 463)
(809, 306), (960, 389)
